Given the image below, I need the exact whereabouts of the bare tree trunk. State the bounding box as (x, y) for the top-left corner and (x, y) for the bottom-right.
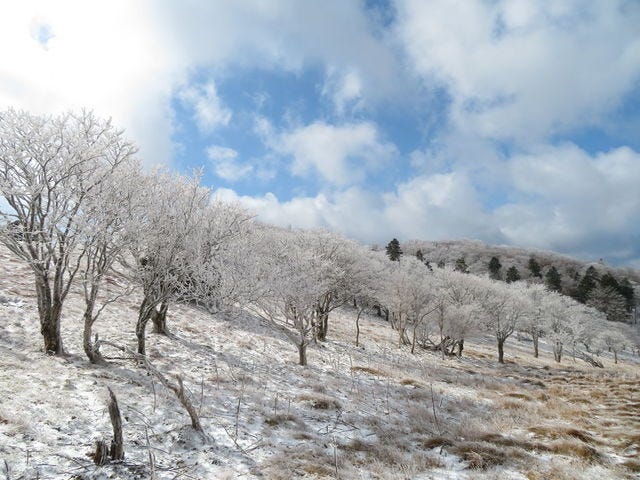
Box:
(316, 311), (329, 342)
(457, 339), (464, 358)
(35, 275), (64, 355)
(614, 350), (618, 364)
(95, 387), (125, 465)
(533, 335), (539, 358)
(497, 338), (505, 364)
(298, 343), (308, 366)
(174, 376), (202, 431)
(136, 298), (155, 356)
(108, 387), (124, 461)
(553, 341), (563, 363)
(151, 301), (169, 335)
(355, 310), (362, 347)
(411, 321), (418, 354)
(83, 312), (105, 364)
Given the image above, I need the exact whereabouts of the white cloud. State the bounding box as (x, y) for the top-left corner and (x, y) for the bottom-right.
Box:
(217, 142), (640, 264)
(0, 1), (400, 165)
(179, 82), (232, 132)
(215, 170), (502, 245)
(496, 144), (640, 256)
(395, 0), (640, 143)
(0, 1), (181, 165)
(322, 68), (364, 114)
(206, 145), (252, 182)
(270, 121), (398, 185)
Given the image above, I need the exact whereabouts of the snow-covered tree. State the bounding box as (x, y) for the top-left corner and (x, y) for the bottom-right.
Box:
(380, 257), (437, 351)
(128, 171), (211, 355)
(245, 227), (335, 366)
(598, 329), (627, 364)
(0, 109), (137, 354)
(306, 231), (373, 341)
(78, 158), (144, 363)
(478, 281), (528, 363)
(543, 293), (575, 363)
(520, 284), (547, 358)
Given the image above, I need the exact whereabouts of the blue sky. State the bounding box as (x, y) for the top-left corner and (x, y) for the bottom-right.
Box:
(1, 1), (640, 266)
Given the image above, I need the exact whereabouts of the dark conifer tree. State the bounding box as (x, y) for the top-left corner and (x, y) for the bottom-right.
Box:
(618, 278), (635, 312)
(454, 257), (469, 273)
(506, 266), (521, 283)
(527, 257), (542, 278)
(385, 238), (402, 261)
(545, 266), (562, 292)
(488, 256), (502, 280)
(576, 266), (598, 303)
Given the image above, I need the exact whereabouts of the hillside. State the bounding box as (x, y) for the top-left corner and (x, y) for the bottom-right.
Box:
(402, 239), (640, 282)
(1, 247), (640, 479)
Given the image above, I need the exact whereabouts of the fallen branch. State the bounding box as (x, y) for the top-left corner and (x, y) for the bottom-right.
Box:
(96, 339), (205, 434)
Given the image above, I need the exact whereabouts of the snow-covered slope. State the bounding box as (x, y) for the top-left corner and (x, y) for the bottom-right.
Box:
(0, 247), (639, 479)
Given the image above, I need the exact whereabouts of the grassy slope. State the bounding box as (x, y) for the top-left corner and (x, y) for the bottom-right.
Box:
(0, 247), (639, 480)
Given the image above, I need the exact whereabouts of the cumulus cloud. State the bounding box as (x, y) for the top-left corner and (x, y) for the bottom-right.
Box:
(322, 68), (364, 114)
(267, 121), (398, 185)
(496, 144), (640, 259)
(0, 1), (400, 165)
(2, 0), (639, 264)
(217, 142), (640, 265)
(206, 145), (252, 182)
(179, 82), (232, 132)
(395, 0), (640, 143)
(215, 170), (502, 245)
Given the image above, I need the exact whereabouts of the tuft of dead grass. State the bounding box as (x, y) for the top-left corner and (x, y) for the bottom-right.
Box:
(264, 413), (305, 429)
(297, 392), (342, 410)
(546, 439), (602, 462)
(528, 425), (597, 444)
(350, 365), (387, 376)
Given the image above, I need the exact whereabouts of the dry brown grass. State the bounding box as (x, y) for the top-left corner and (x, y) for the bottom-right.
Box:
(528, 425), (597, 444)
(503, 392), (534, 401)
(399, 377), (422, 386)
(264, 413), (304, 429)
(546, 439), (602, 462)
(448, 441), (526, 469)
(297, 392), (342, 410)
(420, 436), (454, 449)
(350, 365), (387, 376)
(622, 458), (640, 473)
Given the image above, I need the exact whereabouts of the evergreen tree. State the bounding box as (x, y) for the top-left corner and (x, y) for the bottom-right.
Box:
(527, 257), (542, 278)
(575, 266), (598, 303)
(454, 257), (469, 273)
(505, 266), (521, 283)
(618, 278), (635, 312)
(436, 259), (445, 269)
(488, 256), (502, 280)
(600, 272), (620, 292)
(415, 249), (424, 262)
(587, 285), (628, 322)
(545, 266), (562, 292)
(385, 238), (402, 261)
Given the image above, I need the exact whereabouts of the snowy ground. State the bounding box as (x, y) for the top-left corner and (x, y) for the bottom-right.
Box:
(0, 248), (639, 479)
